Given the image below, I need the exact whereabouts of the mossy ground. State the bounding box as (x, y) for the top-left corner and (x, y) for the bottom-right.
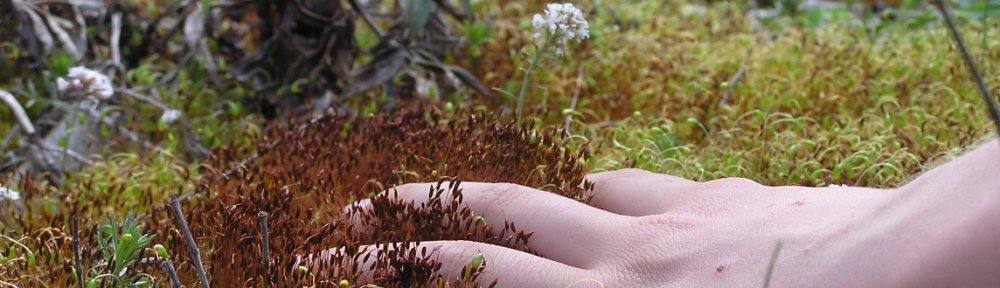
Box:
(471, 1), (998, 188)
(2, 0), (999, 285)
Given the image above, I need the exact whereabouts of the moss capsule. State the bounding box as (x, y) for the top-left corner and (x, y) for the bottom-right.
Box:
(471, 252), (484, 270)
(154, 244), (169, 259)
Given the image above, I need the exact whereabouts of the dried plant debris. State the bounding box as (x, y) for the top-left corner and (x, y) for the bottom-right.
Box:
(229, 0), (357, 93)
(2, 0), (494, 112)
(339, 0), (498, 106)
(223, 0), (496, 107)
(179, 105), (590, 286)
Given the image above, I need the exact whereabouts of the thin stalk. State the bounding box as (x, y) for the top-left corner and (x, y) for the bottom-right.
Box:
(71, 216), (84, 288)
(258, 211), (271, 287)
(0, 90), (35, 134)
(562, 66), (585, 134)
(515, 35), (553, 126)
(982, 0), (990, 55)
(933, 0), (1000, 141)
(762, 241), (784, 288)
(348, 0), (385, 38)
(169, 199), (210, 288)
(160, 260), (182, 288)
(722, 47), (753, 106)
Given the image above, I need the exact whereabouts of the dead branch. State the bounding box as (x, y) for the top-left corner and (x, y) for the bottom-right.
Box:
(169, 198), (211, 288)
(0, 89), (36, 135)
(72, 215), (85, 288)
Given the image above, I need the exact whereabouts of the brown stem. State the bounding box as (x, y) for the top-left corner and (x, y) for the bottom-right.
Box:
(72, 215), (84, 288)
(258, 211), (271, 286)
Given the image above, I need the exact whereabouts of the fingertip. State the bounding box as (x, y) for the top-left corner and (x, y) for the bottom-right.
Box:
(351, 241), (602, 287)
(585, 168), (650, 183)
(342, 198), (372, 214)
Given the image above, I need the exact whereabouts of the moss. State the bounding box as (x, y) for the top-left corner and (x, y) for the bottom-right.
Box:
(181, 104), (589, 286)
(4, 0), (1000, 285)
(473, 0), (997, 187)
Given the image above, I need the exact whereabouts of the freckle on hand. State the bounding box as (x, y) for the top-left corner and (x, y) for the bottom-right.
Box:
(716, 265), (726, 272)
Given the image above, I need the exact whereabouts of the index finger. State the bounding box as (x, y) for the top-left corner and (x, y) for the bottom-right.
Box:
(347, 182), (633, 269)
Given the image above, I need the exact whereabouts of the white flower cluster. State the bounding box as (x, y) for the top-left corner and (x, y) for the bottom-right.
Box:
(57, 66), (114, 100)
(160, 109), (182, 124)
(532, 3), (590, 56)
(0, 186), (20, 201)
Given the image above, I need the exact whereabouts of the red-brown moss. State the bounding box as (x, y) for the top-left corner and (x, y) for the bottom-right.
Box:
(1, 104), (591, 287)
(180, 104), (591, 286)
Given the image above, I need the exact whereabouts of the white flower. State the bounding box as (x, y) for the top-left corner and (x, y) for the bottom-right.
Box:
(829, 184), (848, 188)
(531, 3), (590, 56)
(57, 66), (114, 100)
(681, 4), (706, 16)
(160, 109), (182, 125)
(0, 186), (20, 201)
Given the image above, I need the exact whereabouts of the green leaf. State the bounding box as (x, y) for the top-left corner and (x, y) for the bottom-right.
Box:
(47, 52), (73, 76)
(406, 0), (434, 39)
(460, 0), (472, 18)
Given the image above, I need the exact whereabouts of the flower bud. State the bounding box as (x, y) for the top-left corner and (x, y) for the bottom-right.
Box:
(121, 233), (133, 243)
(25, 250), (35, 267)
(443, 102), (455, 114)
(471, 253), (484, 270)
(473, 216), (486, 225)
(154, 244), (169, 259)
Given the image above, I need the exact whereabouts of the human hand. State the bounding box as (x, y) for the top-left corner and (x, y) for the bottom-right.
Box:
(339, 140), (1000, 287)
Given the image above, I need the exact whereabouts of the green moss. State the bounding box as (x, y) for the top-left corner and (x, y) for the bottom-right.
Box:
(473, 0), (997, 187)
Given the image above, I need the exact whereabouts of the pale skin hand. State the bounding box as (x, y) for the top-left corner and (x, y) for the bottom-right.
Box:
(346, 139), (1000, 287)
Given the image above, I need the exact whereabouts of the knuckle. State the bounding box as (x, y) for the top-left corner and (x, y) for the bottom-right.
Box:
(440, 240), (479, 259)
(489, 182), (524, 192)
(477, 182), (524, 209)
(390, 183), (423, 194)
(629, 214), (699, 233)
(587, 168), (653, 184)
(562, 273), (615, 288)
(605, 168), (652, 178)
(702, 177), (761, 189)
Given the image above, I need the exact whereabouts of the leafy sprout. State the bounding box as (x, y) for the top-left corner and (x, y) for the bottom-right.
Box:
(93, 214), (155, 287)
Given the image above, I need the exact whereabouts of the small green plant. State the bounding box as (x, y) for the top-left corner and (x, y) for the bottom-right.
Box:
(91, 214), (155, 287)
(0, 235), (35, 269)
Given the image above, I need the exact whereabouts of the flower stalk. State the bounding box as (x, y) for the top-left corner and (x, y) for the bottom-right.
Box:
(515, 36), (552, 126)
(514, 3), (589, 126)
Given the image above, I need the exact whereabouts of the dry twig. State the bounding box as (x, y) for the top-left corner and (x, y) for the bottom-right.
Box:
(72, 215), (85, 288)
(169, 198), (211, 288)
(258, 211), (271, 286)
(160, 260), (182, 288)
